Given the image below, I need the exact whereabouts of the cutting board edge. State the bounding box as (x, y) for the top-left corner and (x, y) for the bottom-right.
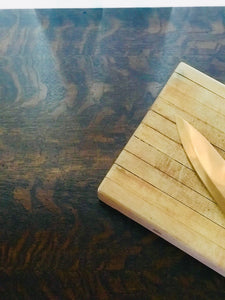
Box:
(98, 175), (225, 278)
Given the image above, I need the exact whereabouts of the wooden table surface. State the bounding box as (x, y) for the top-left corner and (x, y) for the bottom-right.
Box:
(0, 8), (225, 299)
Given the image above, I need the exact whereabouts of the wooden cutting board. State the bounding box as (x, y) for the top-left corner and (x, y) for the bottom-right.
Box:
(98, 62), (225, 277)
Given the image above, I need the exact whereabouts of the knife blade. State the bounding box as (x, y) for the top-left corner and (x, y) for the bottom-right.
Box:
(176, 115), (225, 215)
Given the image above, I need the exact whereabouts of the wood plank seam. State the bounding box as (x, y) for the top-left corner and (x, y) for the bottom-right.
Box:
(175, 62), (225, 98)
(156, 96), (225, 150)
(127, 135), (212, 200)
(133, 134), (193, 170)
(151, 100), (225, 157)
(172, 72), (225, 109)
(122, 147), (212, 203)
(175, 70), (225, 100)
(133, 130), (193, 171)
(148, 109), (177, 125)
(143, 109), (225, 156)
(158, 94), (225, 135)
(165, 76), (225, 119)
(113, 161), (224, 230)
(158, 86), (225, 134)
(175, 72), (225, 99)
(142, 120), (180, 144)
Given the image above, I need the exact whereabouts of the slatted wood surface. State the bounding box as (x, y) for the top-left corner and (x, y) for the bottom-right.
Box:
(98, 62), (225, 277)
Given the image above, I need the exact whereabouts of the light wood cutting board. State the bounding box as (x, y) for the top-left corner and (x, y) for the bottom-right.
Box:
(98, 62), (225, 277)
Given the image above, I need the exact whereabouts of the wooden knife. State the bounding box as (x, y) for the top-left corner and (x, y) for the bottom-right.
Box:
(176, 116), (225, 215)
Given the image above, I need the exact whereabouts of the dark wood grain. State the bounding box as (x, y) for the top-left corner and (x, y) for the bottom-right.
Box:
(0, 8), (224, 299)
